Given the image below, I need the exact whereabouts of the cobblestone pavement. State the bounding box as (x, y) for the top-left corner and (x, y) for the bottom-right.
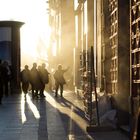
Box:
(0, 90), (129, 140)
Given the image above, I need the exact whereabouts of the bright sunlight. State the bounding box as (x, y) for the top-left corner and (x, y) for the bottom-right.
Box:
(0, 0), (51, 68)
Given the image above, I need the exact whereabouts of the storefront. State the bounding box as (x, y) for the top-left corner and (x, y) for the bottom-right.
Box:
(0, 21), (24, 93)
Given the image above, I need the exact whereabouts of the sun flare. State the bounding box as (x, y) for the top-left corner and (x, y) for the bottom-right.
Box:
(0, 0), (50, 68)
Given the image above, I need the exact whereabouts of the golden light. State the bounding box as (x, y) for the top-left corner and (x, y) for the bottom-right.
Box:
(0, 0), (51, 67)
(52, 41), (57, 57)
(26, 94), (40, 119)
(74, 0), (79, 11)
(44, 91), (87, 132)
(20, 0), (50, 67)
(75, 15), (78, 48)
(84, 1), (88, 35)
(84, 1), (88, 51)
(21, 93), (40, 124)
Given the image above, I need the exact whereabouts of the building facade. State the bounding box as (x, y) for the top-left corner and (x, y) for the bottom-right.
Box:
(103, 0), (130, 128)
(48, 0), (140, 135)
(130, 0), (140, 138)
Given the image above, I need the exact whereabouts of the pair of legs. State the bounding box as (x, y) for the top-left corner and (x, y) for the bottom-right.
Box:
(55, 82), (63, 97)
(31, 84), (46, 98)
(31, 85), (39, 98)
(39, 84), (46, 97)
(3, 80), (9, 97)
(22, 82), (29, 94)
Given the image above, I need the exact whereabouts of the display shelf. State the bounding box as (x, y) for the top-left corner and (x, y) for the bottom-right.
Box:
(108, 0), (118, 95)
(131, 0), (140, 98)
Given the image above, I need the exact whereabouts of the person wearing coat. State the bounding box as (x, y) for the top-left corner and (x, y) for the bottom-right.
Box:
(38, 63), (50, 98)
(20, 65), (30, 96)
(1, 61), (11, 97)
(30, 63), (42, 98)
(53, 64), (69, 97)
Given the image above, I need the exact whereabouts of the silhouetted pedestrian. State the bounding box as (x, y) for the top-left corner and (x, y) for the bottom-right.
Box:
(20, 65), (30, 97)
(30, 63), (42, 98)
(2, 61), (11, 97)
(38, 63), (50, 98)
(53, 64), (69, 97)
(38, 65), (44, 98)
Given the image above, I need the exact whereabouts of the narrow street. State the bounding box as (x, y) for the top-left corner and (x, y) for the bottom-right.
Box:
(0, 90), (129, 140)
(0, 0), (139, 139)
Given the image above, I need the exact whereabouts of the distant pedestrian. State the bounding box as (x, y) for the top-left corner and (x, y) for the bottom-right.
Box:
(20, 65), (30, 96)
(38, 63), (50, 98)
(30, 63), (42, 98)
(2, 61), (11, 97)
(53, 64), (69, 97)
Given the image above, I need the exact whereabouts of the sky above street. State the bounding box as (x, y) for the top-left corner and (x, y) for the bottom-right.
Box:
(0, 0), (50, 66)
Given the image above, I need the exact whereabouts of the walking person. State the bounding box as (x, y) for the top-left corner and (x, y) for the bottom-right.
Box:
(2, 61), (10, 97)
(39, 63), (50, 98)
(20, 65), (30, 97)
(53, 64), (69, 97)
(30, 63), (42, 98)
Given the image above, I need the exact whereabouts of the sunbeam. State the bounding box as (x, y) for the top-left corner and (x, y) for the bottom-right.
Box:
(21, 93), (40, 123)
(44, 91), (87, 132)
(0, 0), (50, 68)
(21, 93), (27, 124)
(26, 94), (40, 119)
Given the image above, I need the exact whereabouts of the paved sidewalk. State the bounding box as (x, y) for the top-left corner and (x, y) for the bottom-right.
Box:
(0, 90), (129, 140)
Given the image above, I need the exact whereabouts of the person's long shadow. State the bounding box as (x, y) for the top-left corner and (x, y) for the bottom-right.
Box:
(48, 91), (88, 122)
(35, 98), (48, 140)
(23, 93), (49, 140)
(45, 91), (95, 139)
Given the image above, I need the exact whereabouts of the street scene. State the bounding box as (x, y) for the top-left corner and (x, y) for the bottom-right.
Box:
(0, 90), (129, 140)
(0, 0), (140, 140)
